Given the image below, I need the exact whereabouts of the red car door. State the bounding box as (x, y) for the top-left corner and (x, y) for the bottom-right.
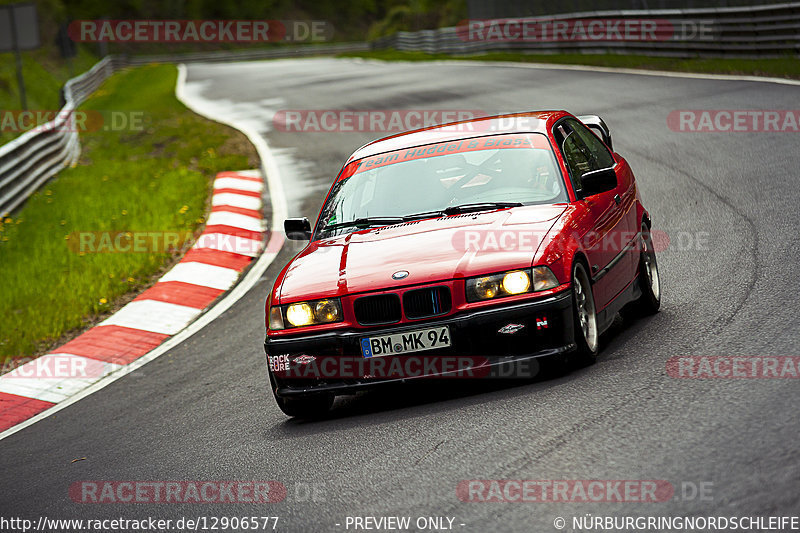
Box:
(556, 119), (634, 311)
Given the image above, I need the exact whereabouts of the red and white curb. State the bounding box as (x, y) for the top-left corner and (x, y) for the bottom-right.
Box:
(0, 64), (289, 441)
(0, 169), (285, 433)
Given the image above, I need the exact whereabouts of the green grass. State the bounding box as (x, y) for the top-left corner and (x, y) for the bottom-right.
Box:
(340, 50), (800, 80)
(0, 47), (99, 144)
(0, 64), (256, 361)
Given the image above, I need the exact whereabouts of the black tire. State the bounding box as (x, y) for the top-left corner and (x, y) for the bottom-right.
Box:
(571, 261), (600, 367)
(275, 393), (334, 419)
(632, 222), (661, 315)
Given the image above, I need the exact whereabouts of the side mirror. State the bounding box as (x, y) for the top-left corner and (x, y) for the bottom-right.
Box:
(580, 167), (617, 198)
(577, 115), (613, 151)
(284, 217), (312, 240)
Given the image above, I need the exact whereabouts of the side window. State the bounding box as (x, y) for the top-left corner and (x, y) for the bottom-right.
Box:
(567, 119), (615, 170)
(558, 125), (593, 190)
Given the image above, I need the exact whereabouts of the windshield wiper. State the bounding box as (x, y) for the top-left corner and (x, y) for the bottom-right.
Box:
(404, 202), (523, 220)
(324, 203), (524, 232)
(323, 217), (406, 231)
(443, 202), (523, 214)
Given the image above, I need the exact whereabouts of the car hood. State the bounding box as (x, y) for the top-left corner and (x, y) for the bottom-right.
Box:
(278, 205), (567, 302)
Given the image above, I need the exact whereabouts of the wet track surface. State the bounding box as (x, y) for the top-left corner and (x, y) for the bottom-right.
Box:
(2, 58), (799, 531)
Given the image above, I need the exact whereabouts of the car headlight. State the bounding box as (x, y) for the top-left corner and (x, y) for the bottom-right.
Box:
(286, 303), (315, 326)
(466, 267), (559, 302)
(502, 270), (531, 294)
(270, 298), (344, 330)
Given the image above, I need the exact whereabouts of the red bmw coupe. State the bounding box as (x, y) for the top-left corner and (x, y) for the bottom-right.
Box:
(265, 111), (660, 417)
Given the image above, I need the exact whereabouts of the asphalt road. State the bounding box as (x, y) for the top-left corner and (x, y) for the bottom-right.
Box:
(2, 58), (799, 532)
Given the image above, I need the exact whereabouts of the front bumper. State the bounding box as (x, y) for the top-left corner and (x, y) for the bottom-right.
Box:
(265, 290), (575, 397)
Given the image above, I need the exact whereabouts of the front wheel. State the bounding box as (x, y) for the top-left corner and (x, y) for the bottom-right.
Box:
(571, 261), (599, 367)
(633, 222), (661, 315)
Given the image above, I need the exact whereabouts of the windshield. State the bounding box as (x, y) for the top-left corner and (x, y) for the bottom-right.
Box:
(316, 133), (567, 237)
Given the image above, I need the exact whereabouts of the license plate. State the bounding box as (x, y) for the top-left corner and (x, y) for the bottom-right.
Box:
(361, 326), (451, 358)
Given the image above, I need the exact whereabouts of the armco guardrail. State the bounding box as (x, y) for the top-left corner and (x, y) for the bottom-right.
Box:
(372, 2), (800, 58)
(0, 42), (368, 216)
(125, 42), (369, 65)
(0, 56), (126, 216)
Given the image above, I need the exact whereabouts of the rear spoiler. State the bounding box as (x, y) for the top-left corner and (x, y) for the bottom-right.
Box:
(577, 115), (613, 152)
